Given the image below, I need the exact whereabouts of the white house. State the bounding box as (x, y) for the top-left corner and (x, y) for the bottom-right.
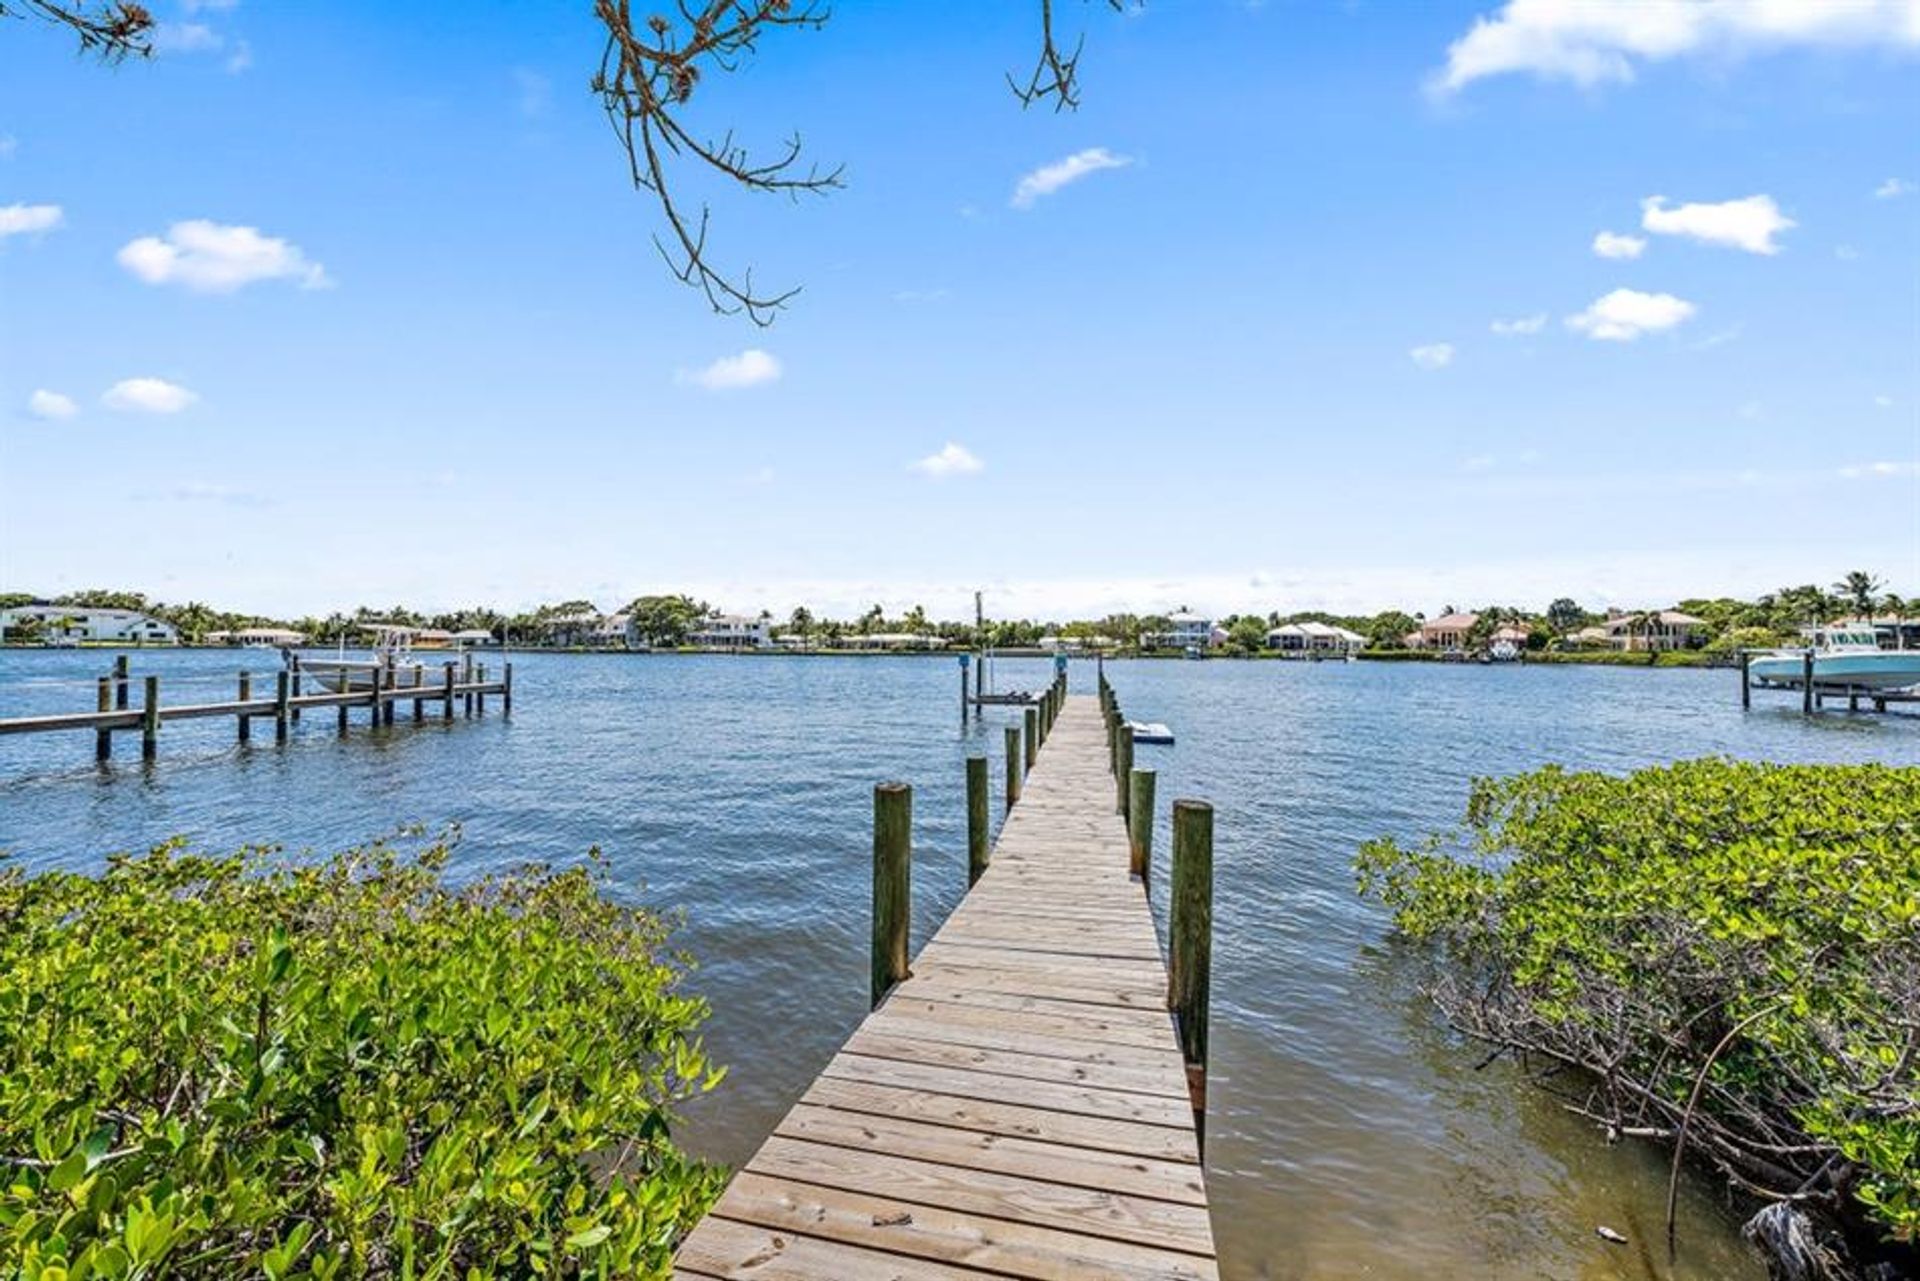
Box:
(1147, 610), (1215, 651)
(1267, 621), (1366, 654)
(831, 632), (949, 651)
(689, 613), (773, 650)
(0, 605), (179, 645)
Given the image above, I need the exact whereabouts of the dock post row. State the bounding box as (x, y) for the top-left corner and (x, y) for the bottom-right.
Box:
(673, 672), (1221, 1280)
(0, 657), (514, 761)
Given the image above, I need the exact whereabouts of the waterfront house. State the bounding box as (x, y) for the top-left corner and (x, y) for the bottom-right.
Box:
(1490, 624), (1532, 649)
(829, 632), (949, 652)
(689, 613), (773, 650)
(0, 604), (180, 645)
(542, 612), (602, 648)
(225, 626), (308, 647)
(1145, 610), (1215, 652)
(1603, 609), (1706, 652)
(1267, 621), (1366, 654)
(1406, 612), (1479, 652)
(590, 614), (632, 649)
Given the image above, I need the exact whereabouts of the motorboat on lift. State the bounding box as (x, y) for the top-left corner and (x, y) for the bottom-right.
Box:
(1747, 626), (1920, 692)
(298, 625), (446, 694)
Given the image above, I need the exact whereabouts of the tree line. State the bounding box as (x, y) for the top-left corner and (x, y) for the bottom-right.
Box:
(1, 571), (1899, 650)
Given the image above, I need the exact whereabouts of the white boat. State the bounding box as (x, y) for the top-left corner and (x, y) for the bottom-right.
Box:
(1748, 626), (1920, 692)
(299, 625), (453, 694)
(1128, 721), (1175, 745)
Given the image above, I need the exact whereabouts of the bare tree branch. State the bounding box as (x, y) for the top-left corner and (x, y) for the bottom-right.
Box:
(1009, 0), (1124, 112)
(0, 0), (152, 60)
(592, 0), (844, 326)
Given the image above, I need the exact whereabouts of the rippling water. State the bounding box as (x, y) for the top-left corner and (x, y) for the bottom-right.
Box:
(4, 650), (1914, 1280)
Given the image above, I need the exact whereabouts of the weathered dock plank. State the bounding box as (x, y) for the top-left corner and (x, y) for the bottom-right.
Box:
(674, 695), (1217, 1279)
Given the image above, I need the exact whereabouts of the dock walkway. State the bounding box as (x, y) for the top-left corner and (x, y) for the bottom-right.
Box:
(674, 695), (1218, 1280)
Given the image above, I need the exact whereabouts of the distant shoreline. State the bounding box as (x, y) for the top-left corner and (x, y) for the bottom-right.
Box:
(0, 642), (1732, 669)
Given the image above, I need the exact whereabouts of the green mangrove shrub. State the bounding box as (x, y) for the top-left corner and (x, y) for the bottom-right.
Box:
(1357, 760), (1920, 1273)
(0, 838), (726, 1279)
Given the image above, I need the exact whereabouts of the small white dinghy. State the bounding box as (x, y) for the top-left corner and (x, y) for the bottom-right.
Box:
(1128, 721), (1175, 745)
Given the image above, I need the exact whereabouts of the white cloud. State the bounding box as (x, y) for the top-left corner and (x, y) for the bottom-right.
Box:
(153, 22), (221, 52)
(1591, 229), (1646, 259)
(1010, 148), (1132, 209)
(1838, 460), (1919, 479)
(102, 378), (198, 414)
(1433, 0), (1920, 94)
(225, 40), (253, 73)
(910, 442), (984, 477)
(183, 0), (239, 12)
(1490, 312), (1547, 336)
(1565, 288), (1696, 341)
(1641, 194), (1794, 254)
(1409, 342), (1456, 370)
(1875, 177), (1915, 199)
(0, 203), (63, 237)
(118, 220), (329, 292)
(676, 349), (782, 391)
(1876, 395), (1894, 408)
(1835, 244), (1861, 261)
(28, 389), (77, 420)
(0, 135), (16, 159)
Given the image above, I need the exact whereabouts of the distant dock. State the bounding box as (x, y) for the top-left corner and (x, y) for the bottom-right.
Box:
(674, 675), (1220, 1279)
(0, 653), (512, 762)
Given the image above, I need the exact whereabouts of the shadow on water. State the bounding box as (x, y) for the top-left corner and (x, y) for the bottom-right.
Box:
(5, 650), (1916, 1279)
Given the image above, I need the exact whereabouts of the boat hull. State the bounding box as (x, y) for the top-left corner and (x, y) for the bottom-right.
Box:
(300, 661), (447, 695)
(1749, 652), (1920, 691)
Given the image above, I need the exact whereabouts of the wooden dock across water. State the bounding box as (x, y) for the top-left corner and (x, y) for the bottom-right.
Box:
(675, 693), (1219, 1281)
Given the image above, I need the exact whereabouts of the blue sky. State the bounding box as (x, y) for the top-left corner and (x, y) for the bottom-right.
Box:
(3, 1), (1917, 620)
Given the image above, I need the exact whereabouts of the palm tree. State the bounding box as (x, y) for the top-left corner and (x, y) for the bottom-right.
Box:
(1833, 571), (1883, 618)
(788, 606), (813, 637)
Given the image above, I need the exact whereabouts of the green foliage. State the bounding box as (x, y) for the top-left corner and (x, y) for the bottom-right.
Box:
(0, 839), (726, 1279)
(624, 596), (704, 648)
(1357, 760), (1920, 1252)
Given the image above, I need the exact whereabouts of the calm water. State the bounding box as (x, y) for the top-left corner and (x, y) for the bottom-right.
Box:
(4, 650), (1915, 1280)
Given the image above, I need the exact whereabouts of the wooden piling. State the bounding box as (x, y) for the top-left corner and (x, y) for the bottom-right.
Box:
(966, 754), (990, 887)
(384, 664), (398, 726)
(274, 671), (290, 742)
(476, 663), (486, 715)
(237, 671), (252, 743)
(1739, 649), (1751, 710)
(1005, 724), (1022, 811)
(140, 676), (159, 760)
(94, 677), (112, 761)
(412, 664), (424, 721)
(1116, 721), (1133, 816)
(338, 682), (350, 732)
(502, 662), (513, 716)
(113, 654), (129, 710)
(1024, 706), (1038, 769)
(959, 659), (969, 723)
(442, 662), (456, 722)
(1802, 650), (1815, 715)
(1168, 798), (1214, 1146)
(871, 781), (912, 1009)
(289, 655), (301, 724)
(462, 653), (475, 718)
(1129, 768), (1156, 889)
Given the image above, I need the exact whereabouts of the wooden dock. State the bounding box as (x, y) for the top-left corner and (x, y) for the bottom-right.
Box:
(0, 655), (511, 761)
(675, 688), (1219, 1280)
